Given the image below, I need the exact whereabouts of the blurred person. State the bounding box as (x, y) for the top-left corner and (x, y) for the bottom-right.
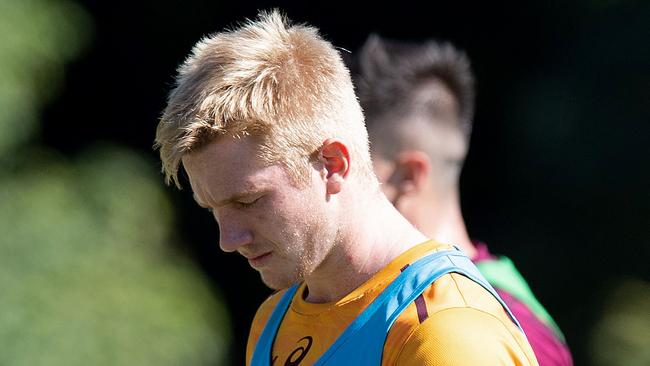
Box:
(155, 10), (538, 366)
(353, 35), (572, 365)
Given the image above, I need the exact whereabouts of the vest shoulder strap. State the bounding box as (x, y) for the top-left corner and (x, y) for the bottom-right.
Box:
(250, 285), (299, 366)
(252, 249), (523, 366)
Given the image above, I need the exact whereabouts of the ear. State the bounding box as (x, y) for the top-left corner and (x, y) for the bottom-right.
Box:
(393, 151), (430, 196)
(319, 138), (351, 195)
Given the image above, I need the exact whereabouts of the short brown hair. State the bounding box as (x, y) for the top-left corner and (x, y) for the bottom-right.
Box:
(354, 35), (475, 138)
(352, 35), (475, 177)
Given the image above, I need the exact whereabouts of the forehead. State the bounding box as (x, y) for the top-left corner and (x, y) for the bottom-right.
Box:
(184, 135), (258, 170)
(181, 136), (273, 196)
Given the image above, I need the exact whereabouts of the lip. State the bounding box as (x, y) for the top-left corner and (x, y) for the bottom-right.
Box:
(247, 252), (272, 268)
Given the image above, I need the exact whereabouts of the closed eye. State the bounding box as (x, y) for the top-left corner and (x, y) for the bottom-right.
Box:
(237, 195), (262, 209)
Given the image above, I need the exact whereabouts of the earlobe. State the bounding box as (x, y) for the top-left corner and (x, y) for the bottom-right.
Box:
(327, 174), (344, 195)
(320, 138), (351, 195)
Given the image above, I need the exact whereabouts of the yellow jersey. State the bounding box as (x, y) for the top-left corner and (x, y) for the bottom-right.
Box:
(246, 241), (538, 365)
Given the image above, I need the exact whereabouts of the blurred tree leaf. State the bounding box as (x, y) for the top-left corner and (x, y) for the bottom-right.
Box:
(590, 278), (650, 366)
(0, 0), (91, 156)
(0, 1), (232, 364)
(0, 147), (231, 366)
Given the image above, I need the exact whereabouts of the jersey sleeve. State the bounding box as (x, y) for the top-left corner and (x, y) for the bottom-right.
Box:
(496, 290), (573, 366)
(245, 290), (285, 366)
(393, 307), (538, 366)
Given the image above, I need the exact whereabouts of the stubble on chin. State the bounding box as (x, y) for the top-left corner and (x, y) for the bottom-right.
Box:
(259, 268), (303, 290)
(262, 198), (338, 291)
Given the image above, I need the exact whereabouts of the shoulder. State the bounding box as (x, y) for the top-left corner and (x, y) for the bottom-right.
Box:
(245, 289), (290, 365)
(384, 273), (537, 366)
(392, 307), (538, 366)
(497, 290), (573, 365)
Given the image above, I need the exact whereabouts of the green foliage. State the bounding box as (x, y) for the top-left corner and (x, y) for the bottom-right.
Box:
(0, 147), (231, 365)
(0, 0), (91, 155)
(590, 278), (650, 366)
(0, 1), (232, 364)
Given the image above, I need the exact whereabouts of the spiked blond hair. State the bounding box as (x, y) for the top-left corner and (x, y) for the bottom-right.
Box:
(155, 10), (373, 188)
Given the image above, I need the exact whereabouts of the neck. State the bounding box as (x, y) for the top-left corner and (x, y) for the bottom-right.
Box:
(302, 195), (428, 303)
(414, 188), (476, 258)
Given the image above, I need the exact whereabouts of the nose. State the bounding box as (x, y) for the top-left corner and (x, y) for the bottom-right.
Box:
(217, 216), (254, 253)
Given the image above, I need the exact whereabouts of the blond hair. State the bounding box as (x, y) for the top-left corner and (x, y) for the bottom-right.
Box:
(155, 10), (373, 188)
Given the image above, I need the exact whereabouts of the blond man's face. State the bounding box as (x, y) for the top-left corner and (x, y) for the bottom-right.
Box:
(182, 136), (339, 289)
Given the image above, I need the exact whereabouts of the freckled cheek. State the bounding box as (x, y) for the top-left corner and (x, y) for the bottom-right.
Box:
(261, 203), (306, 237)
(242, 206), (290, 240)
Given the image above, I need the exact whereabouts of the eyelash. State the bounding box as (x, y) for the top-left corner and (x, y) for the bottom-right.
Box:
(238, 196), (261, 209)
(203, 196), (262, 213)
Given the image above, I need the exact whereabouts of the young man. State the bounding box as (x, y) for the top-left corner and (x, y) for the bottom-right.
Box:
(155, 11), (538, 365)
(352, 35), (573, 365)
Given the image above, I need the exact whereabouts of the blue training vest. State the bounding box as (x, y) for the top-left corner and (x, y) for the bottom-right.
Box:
(251, 248), (525, 366)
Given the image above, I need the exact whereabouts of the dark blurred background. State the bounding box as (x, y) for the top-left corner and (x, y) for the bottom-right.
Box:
(1, 0), (648, 365)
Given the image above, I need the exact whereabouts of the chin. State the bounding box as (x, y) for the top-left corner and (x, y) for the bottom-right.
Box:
(259, 270), (302, 290)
